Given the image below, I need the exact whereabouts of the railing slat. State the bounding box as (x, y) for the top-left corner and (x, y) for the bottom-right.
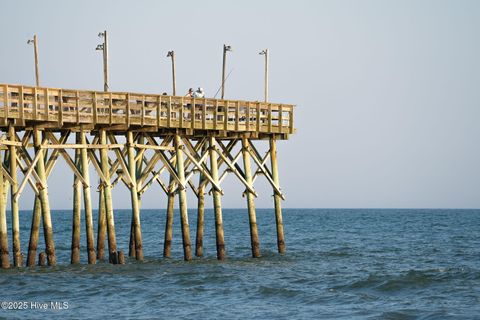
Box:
(3, 85), (9, 121)
(45, 88), (49, 122)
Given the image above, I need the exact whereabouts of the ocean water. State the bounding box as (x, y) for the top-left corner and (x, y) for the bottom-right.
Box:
(0, 208), (479, 319)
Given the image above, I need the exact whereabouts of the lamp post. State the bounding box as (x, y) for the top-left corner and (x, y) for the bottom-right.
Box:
(27, 34), (40, 86)
(167, 51), (176, 96)
(221, 44), (232, 99)
(96, 30), (109, 92)
(259, 49), (269, 102)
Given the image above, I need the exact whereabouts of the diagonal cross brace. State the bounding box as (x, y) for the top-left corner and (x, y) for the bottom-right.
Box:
(246, 143), (285, 200)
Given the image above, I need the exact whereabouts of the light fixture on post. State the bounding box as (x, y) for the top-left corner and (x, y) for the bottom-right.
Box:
(27, 34), (40, 87)
(96, 30), (108, 92)
(259, 49), (269, 102)
(221, 44), (233, 99)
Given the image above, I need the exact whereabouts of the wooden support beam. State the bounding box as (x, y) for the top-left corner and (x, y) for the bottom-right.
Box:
(71, 147), (81, 264)
(199, 139), (237, 190)
(195, 143), (206, 257)
(217, 139), (246, 178)
(129, 134), (142, 258)
(16, 160), (40, 195)
(174, 135), (192, 261)
(34, 129), (56, 266)
(252, 152), (270, 183)
(241, 137), (260, 258)
(45, 131), (71, 175)
(0, 150), (10, 268)
(209, 137), (226, 260)
(26, 132), (68, 267)
(127, 131), (143, 261)
(214, 145), (257, 197)
(41, 144), (124, 149)
(99, 130), (119, 264)
(163, 172), (175, 258)
(269, 137), (285, 254)
(1, 163), (14, 187)
(181, 145), (223, 195)
(27, 197), (41, 267)
(80, 131), (96, 264)
(8, 125), (22, 267)
(45, 132), (88, 187)
(246, 142), (285, 200)
(97, 186), (106, 261)
(157, 150), (183, 189)
(88, 150), (109, 185)
(218, 149), (242, 186)
(129, 143), (174, 151)
(107, 134), (134, 188)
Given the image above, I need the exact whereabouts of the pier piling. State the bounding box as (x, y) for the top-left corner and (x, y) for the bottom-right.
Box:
(175, 135), (192, 261)
(27, 197), (41, 267)
(242, 137), (261, 258)
(34, 128), (56, 266)
(80, 131), (96, 264)
(163, 174), (175, 258)
(99, 129), (118, 263)
(9, 125), (21, 266)
(209, 137), (226, 260)
(127, 131), (144, 261)
(195, 145), (206, 257)
(270, 137), (285, 254)
(71, 146), (82, 264)
(0, 150), (9, 268)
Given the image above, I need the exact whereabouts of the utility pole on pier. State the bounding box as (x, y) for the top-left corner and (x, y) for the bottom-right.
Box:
(27, 34), (40, 87)
(167, 51), (176, 96)
(259, 49), (269, 102)
(221, 44), (232, 99)
(96, 31), (109, 92)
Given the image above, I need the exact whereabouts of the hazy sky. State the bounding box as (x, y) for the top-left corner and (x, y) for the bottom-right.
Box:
(1, 0), (479, 209)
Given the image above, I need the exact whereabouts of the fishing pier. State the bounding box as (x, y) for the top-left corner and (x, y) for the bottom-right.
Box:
(0, 83), (295, 267)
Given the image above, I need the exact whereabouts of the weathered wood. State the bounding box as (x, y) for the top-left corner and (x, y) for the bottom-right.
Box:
(127, 131), (143, 261)
(0, 150), (10, 268)
(174, 135), (192, 261)
(71, 147), (81, 264)
(99, 129), (118, 263)
(209, 137), (226, 260)
(38, 252), (46, 266)
(80, 131), (96, 264)
(33, 34), (40, 87)
(117, 250), (125, 264)
(96, 187), (106, 260)
(163, 173), (175, 258)
(246, 142), (284, 200)
(270, 137), (285, 254)
(129, 143), (174, 151)
(242, 137), (261, 258)
(27, 196), (41, 267)
(129, 135), (143, 258)
(195, 143), (206, 257)
(0, 83), (294, 137)
(8, 125), (21, 266)
(0, 83), (292, 265)
(34, 128), (56, 266)
(40, 144), (124, 149)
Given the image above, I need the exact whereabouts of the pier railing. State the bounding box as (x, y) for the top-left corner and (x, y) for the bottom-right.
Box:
(0, 84), (294, 135)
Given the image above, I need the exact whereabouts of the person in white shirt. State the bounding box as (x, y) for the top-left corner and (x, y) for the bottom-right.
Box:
(193, 87), (205, 98)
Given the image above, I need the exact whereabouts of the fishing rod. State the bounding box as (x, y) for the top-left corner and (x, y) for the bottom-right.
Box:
(213, 69), (234, 99)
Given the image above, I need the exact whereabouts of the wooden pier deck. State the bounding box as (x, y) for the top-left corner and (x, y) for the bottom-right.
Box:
(0, 82), (295, 268)
(0, 84), (294, 138)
